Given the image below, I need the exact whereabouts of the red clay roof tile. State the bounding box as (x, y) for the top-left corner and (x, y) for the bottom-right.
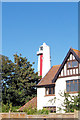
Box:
(19, 97), (37, 111)
(37, 65), (60, 86)
(72, 48), (80, 58)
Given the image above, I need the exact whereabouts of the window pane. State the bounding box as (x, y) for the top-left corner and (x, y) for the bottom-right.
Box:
(78, 80), (80, 83)
(67, 81), (69, 84)
(74, 83), (78, 91)
(53, 87), (55, 94)
(46, 88), (48, 95)
(70, 81), (73, 83)
(72, 61), (78, 67)
(68, 62), (71, 68)
(70, 83), (74, 91)
(79, 83), (80, 91)
(74, 80), (77, 83)
(49, 88), (51, 94)
(67, 85), (69, 92)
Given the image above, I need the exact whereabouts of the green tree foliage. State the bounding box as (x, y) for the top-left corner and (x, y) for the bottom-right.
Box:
(62, 92), (80, 112)
(2, 55), (14, 105)
(2, 54), (40, 107)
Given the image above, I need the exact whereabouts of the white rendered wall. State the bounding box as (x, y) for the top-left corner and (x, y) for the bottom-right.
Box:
(37, 87), (56, 110)
(37, 88), (45, 110)
(43, 95), (56, 107)
(42, 43), (51, 78)
(55, 76), (80, 113)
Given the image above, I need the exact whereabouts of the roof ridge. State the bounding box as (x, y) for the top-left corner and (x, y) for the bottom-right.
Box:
(71, 48), (80, 52)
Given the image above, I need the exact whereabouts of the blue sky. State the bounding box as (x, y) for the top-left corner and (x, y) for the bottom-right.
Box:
(2, 2), (78, 72)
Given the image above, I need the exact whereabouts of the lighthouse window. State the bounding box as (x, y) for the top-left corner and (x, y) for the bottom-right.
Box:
(40, 47), (43, 50)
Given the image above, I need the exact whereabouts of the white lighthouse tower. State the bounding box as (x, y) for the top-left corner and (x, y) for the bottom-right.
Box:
(37, 43), (51, 78)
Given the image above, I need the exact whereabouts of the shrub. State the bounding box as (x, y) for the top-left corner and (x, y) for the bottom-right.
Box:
(2, 103), (21, 112)
(37, 108), (49, 115)
(23, 106), (49, 115)
(2, 103), (9, 112)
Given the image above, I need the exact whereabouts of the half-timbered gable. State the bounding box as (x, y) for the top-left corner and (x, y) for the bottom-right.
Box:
(52, 48), (80, 83)
(59, 53), (79, 78)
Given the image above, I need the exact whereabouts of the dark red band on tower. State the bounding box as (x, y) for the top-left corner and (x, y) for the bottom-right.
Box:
(40, 54), (43, 77)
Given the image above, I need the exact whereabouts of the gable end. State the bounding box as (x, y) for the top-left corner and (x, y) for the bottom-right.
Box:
(52, 48), (80, 83)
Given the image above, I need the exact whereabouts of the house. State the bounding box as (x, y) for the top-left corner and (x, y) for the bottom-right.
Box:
(37, 48), (80, 113)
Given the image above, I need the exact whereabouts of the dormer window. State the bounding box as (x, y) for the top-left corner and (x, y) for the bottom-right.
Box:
(40, 46), (43, 50)
(67, 60), (78, 69)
